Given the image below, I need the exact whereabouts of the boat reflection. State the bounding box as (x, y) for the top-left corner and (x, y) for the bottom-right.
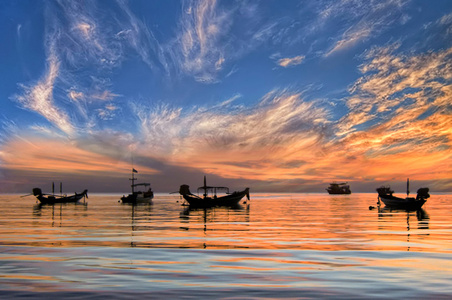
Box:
(30, 202), (89, 246)
(32, 202), (88, 218)
(377, 206), (430, 251)
(179, 205), (250, 249)
(378, 206), (430, 230)
(121, 203), (153, 229)
(122, 203), (153, 247)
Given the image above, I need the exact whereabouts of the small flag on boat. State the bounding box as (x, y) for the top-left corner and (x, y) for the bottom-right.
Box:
(133, 168), (138, 173)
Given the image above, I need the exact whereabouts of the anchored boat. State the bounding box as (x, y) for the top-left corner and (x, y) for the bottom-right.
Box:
(30, 182), (88, 205)
(376, 179), (429, 210)
(326, 182), (351, 194)
(178, 176), (249, 208)
(121, 168), (154, 204)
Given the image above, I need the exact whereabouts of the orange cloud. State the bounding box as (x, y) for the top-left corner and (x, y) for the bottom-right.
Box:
(0, 136), (158, 178)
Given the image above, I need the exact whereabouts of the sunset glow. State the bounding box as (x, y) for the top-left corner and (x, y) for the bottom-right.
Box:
(1, 0), (451, 192)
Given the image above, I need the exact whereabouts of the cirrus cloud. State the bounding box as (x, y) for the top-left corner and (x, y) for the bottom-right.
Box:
(277, 55), (305, 67)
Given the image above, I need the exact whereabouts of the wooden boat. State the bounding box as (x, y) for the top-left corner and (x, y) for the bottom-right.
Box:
(326, 182), (351, 194)
(121, 168), (154, 204)
(376, 179), (429, 210)
(178, 176), (249, 208)
(32, 182), (88, 205)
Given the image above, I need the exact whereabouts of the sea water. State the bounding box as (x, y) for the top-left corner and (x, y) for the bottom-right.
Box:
(0, 193), (451, 299)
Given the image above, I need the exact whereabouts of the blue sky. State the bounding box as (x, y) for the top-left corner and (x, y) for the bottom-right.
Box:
(0, 0), (451, 193)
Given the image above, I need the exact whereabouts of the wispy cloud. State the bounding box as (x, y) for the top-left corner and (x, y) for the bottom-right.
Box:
(277, 55), (305, 67)
(16, 24), (22, 38)
(14, 42), (75, 136)
(133, 90), (329, 180)
(12, 1), (139, 134)
(325, 25), (372, 57)
(438, 11), (452, 31)
(173, 0), (233, 83)
(169, 1), (303, 82)
(115, 0), (168, 72)
(91, 90), (120, 101)
(330, 44), (452, 182)
(54, 0), (122, 68)
(313, 0), (410, 57)
(338, 43), (452, 135)
(97, 104), (118, 120)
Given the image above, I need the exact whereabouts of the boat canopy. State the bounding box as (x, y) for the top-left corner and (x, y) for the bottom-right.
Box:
(197, 186), (229, 195)
(132, 183), (150, 187)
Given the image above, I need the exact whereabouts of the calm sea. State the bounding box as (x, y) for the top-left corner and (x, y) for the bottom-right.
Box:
(0, 193), (451, 299)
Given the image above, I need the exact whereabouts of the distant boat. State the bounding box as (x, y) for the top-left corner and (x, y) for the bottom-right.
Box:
(121, 168), (154, 204)
(31, 182), (88, 205)
(326, 182), (351, 194)
(376, 178), (430, 210)
(178, 176), (249, 208)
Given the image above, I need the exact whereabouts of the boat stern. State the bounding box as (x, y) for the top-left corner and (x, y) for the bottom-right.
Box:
(32, 188), (42, 196)
(416, 188), (430, 200)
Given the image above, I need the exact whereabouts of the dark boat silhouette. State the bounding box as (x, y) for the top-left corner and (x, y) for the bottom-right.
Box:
(121, 168), (154, 204)
(30, 182), (88, 205)
(178, 176), (249, 208)
(376, 179), (429, 210)
(326, 182), (351, 194)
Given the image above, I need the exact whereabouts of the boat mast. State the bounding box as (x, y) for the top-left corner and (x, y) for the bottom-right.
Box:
(203, 176), (207, 198)
(130, 169), (136, 193)
(406, 178), (410, 196)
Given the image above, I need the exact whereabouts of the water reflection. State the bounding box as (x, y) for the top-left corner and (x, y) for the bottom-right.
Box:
(179, 205), (250, 249)
(377, 206), (430, 251)
(0, 193), (447, 251)
(121, 203), (153, 247)
(378, 207), (430, 230)
(1, 194), (452, 298)
(32, 202), (88, 219)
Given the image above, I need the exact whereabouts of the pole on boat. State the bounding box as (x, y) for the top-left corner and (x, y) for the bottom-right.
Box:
(52, 182), (55, 195)
(203, 176), (207, 198)
(406, 178), (410, 196)
(130, 168), (137, 193)
(60, 182), (62, 195)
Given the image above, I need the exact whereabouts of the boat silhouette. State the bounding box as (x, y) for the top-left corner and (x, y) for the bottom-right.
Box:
(121, 168), (154, 204)
(178, 176), (249, 208)
(28, 182), (88, 205)
(326, 182), (351, 194)
(377, 179), (429, 210)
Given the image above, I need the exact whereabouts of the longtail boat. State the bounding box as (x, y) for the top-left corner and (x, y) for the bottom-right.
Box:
(31, 182), (88, 205)
(178, 176), (249, 208)
(376, 179), (429, 210)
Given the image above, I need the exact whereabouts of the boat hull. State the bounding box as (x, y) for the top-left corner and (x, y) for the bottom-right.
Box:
(121, 192), (154, 204)
(379, 196), (426, 210)
(36, 194), (85, 205)
(326, 183), (351, 194)
(327, 190), (351, 195)
(183, 190), (248, 208)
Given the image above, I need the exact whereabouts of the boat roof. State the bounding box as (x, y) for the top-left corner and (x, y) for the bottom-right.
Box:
(132, 183), (150, 187)
(197, 186), (229, 193)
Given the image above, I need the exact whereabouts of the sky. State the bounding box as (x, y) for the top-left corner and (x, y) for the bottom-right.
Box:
(0, 0), (451, 193)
